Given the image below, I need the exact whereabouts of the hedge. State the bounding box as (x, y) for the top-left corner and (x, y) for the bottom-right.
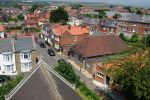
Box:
(55, 61), (100, 100)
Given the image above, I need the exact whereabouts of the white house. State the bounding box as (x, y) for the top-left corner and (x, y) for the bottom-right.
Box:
(0, 36), (36, 76)
(0, 25), (5, 38)
(67, 17), (82, 26)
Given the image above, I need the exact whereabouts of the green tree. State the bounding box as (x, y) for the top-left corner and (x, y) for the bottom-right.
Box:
(119, 33), (127, 41)
(50, 7), (69, 24)
(136, 9), (143, 15)
(131, 34), (139, 42)
(112, 51), (150, 100)
(17, 14), (24, 21)
(29, 5), (38, 13)
(98, 10), (106, 19)
(113, 13), (122, 19)
(124, 6), (132, 13)
(141, 34), (150, 47)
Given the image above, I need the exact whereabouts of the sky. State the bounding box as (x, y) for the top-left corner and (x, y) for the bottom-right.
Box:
(50, 0), (150, 8)
(85, 0), (150, 7)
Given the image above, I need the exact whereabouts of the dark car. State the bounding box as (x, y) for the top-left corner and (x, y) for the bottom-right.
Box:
(48, 49), (55, 56)
(39, 42), (46, 48)
(58, 59), (66, 63)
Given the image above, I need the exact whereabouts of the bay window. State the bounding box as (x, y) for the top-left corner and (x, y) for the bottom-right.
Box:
(21, 62), (32, 71)
(5, 65), (13, 72)
(3, 54), (13, 62)
(21, 52), (31, 60)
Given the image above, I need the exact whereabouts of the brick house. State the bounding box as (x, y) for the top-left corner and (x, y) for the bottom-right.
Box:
(100, 11), (150, 35)
(0, 36), (36, 75)
(50, 25), (89, 54)
(70, 35), (128, 86)
(0, 25), (5, 38)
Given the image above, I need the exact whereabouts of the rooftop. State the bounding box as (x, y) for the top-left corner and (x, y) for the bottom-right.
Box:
(71, 35), (128, 58)
(7, 62), (81, 100)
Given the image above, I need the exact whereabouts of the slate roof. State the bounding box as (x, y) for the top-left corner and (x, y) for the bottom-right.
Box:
(0, 38), (13, 53)
(89, 18), (100, 25)
(8, 62), (81, 100)
(102, 20), (116, 28)
(71, 35), (128, 58)
(106, 11), (150, 23)
(14, 37), (34, 52)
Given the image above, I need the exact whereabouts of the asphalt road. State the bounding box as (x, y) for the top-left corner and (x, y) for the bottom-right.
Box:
(36, 43), (67, 68)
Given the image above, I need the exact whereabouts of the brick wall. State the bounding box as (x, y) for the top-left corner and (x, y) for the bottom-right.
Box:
(15, 52), (21, 73)
(31, 50), (36, 69)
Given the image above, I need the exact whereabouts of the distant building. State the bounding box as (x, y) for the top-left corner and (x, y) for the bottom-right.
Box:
(0, 25), (5, 38)
(0, 36), (36, 75)
(67, 17), (82, 26)
(100, 11), (150, 35)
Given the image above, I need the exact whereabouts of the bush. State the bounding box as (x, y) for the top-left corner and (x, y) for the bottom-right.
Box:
(0, 74), (23, 100)
(55, 62), (100, 100)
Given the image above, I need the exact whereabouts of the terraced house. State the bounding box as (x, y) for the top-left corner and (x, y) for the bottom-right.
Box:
(100, 11), (150, 35)
(0, 36), (36, 75)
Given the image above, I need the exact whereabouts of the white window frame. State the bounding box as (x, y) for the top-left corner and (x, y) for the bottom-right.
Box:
(21, 62), (32, 71)
(55, 43), (59, 49)
(5, 65), (13, 72)
(21, 52), (31, 60)
(3, 54), (13, 62)
(97, 72), (104, 78)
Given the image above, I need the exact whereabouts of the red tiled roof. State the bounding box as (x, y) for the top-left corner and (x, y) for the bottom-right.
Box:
(0, 25), (4, 31)
(53, 25), (89, 36)
(71, 35), (128, 58)
(25, 19), (38, 25)
(60, 33), (89, 46)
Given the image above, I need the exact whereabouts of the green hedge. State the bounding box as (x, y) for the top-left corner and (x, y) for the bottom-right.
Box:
(55, 62), (100, 100)
(0, 74), (23, 100)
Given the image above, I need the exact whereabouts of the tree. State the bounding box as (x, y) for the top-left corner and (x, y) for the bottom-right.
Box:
(136, 9), (143, 15)
(124, 6), (132, 13)
(113, 13), (122, 19)
(50, 7), (69, 24)
(98, 10), (106, 19)
(131, 34), (139, 42)
(119, 33), (127, 42)
(110, 50), (150, 100)
(29, 5), (38, 13)
(146, 34), (150, 47)
(17, 14), (24, 21)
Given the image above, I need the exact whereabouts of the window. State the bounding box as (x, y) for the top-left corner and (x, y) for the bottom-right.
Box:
(85, 63), (90, 68)
(97, 72), (104, 78)
(3, 54), (13, 62)
(55, 43), (59, 49)
(74, 36), (77, 41)
(21, 62), (32, 70)
(5, 65), (13, 72)
(21, 53), (31, 60)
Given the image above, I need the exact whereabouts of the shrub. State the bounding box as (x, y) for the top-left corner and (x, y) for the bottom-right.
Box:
(55, 61), (100, 100)
(0, 74), (23, 100)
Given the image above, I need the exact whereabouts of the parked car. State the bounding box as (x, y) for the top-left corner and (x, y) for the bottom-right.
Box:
(48, 49), (55, 56)
(58, 59), (66, 63)
(39, 42), (46, 48)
